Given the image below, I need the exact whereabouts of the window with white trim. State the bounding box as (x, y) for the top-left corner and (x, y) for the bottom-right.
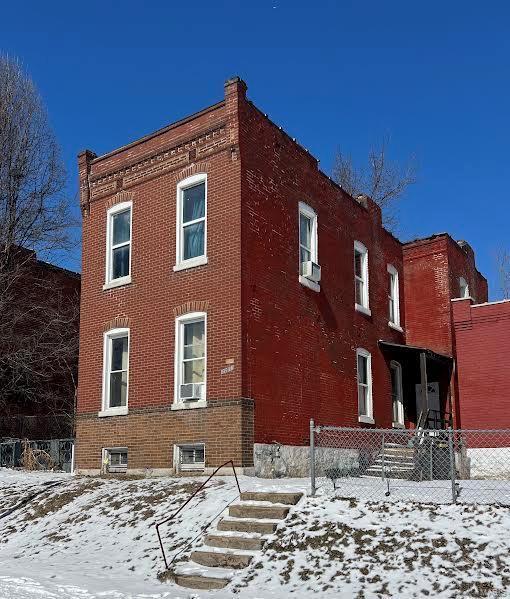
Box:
(354, 241), (370, 313)
(459, 277), (469, 298)
(174, 444), (205, 471)
(105, 202), (132, 287)
(103, 447), (128, 473)
(174, 312), (206, 406)
(102, 328), (129, 414)
(387, 264), (401, 328)
(390, 361), (404, 426)
(356, 348), (373, 422)
(175, 174), (207, 270)
(299, 202), (318, 275)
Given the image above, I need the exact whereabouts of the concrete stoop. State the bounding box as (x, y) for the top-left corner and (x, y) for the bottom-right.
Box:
(171, 491), (303, 590)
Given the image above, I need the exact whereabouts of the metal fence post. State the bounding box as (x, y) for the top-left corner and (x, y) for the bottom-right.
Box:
(310, 419), (316, 496)
(448, 428), (456, 504)
(381, 432), (385, 480)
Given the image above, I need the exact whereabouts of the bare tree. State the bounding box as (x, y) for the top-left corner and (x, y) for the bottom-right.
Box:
(0, 55), (78, 439)
(332, 136), (417, 230)
(496, 248), (510, 300)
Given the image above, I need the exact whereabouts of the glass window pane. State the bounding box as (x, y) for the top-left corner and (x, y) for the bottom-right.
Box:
(109, 371), (127, 407)
(357, 355), (367, 384)
(300, 213), (312, 249)
(358, 385), (367, 415)
(184, 343), (205, 360)
(112, 210), (131, 245)
(112, 245), (130, 279)
(183, 183), (205, 223)
(355, 279), (364, 305)
(389, 297), (395, 322)
(111, 336), (128, 371)
(183, 221), (205, 260)
(184, 359), (205, 384)
(354, 251), (363, 278)
(184, 321), (204, 347)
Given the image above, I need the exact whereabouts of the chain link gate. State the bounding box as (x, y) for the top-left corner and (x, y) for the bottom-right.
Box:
(309, 420), (510, 505)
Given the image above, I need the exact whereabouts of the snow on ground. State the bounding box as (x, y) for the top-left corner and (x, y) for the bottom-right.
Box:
(1, 469), (510, 598)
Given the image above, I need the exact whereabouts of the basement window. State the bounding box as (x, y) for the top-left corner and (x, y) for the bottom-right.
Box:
(103, 448), (128, 473)
(175, 444), (205, 471)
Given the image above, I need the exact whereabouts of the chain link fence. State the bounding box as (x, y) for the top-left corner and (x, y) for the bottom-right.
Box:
(310, 421), (510, 505)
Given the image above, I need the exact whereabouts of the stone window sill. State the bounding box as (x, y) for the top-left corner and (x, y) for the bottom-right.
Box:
(103, 276), (132, 291)
(171, 400), (207, 411)
(98, 406), (129, 418)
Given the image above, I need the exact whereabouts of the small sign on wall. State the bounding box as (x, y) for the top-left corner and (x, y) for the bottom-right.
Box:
(221, 359), (235, 375)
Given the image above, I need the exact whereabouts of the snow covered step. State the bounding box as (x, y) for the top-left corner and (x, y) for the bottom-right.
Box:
(217, 517), (278, 535)
(229, 503), (289, 520)
(190, 548), (254, 569)
(172, 562), (233, 590)
(205, 533), (265, 551)
(240, 491), (303, 505)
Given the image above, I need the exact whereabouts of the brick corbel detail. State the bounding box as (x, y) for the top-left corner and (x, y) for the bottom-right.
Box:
(106, 190), (135, 209)
(104, 315), (130, 332)
(175, 162), (210, 183)
(173, 300), (209, 317)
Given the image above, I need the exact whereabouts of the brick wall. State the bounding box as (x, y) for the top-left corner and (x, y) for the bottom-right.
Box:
(239, 94), (406, 447)
(453, 298), (510, 429)
(76, 80), (252, 471)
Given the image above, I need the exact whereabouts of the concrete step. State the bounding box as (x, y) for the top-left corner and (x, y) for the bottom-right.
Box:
(205, 533), (264, 551)
(217, 517), (278, 535)
(229, 504), (289, 520)
(190, 549), (253, 569)
(240, 491), (303, 505)
(173, 573), (230, 590)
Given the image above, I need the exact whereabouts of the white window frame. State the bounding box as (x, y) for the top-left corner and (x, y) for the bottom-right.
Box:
(354, 241), (371, 315)
(174, 173), (208, 271)
(99, 327), (130, 417)
(387, 264), (402, 331)
(459, 277), (470, 299)
(173, 443), (205, 472)
(390, 360), (405, 428)
(172, 312), (207, 410)
(356, 348), (374, 424)
(104, 201), (132, 290)
(298, 201), (320, 292)
(102, 447), (128, 473)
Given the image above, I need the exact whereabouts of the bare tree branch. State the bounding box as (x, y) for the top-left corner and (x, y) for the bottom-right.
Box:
(332, 136), (417, 230)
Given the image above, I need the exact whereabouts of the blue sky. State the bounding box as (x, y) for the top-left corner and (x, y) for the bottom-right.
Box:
(2, 1), (509, 298)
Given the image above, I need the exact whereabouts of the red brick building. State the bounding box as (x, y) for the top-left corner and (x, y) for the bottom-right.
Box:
(453, 298), (510, 430)
(75, 77), (487, 475)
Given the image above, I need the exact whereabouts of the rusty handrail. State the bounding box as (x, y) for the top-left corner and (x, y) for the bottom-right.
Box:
(155, 459), (241, 570)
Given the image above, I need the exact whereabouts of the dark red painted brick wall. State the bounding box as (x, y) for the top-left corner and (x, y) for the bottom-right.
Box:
(239, 93), (406, 446)
(453, 298), (510, 430)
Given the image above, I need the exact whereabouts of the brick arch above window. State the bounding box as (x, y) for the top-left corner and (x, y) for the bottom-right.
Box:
(103, 315), (130, 332)
(175, 162), (210, 183)
(106, 190), (135, 210)
(173, 300), (210, 318)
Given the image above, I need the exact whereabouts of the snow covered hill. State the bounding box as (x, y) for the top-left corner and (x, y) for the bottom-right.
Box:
(0, 469), (509, 598)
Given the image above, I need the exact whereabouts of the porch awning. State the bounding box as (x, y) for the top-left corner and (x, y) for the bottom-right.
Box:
(378, 340), (453, 366)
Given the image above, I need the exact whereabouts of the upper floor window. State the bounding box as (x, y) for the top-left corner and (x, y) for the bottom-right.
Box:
(387, 264), (401, 329)
(459, 277), (469, 298)
(354, 241), (370, 314)
(105, 202), (132, 288)
(298, 202), (320, 291)
(174, 312), (206, 407)
(356, 348), (373, 423)
(174, 174), (207, 271)
(101, 328), (129, 416)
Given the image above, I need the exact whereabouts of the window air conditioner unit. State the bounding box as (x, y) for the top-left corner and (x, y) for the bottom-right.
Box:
(302, 260), (321, 283)
(180, 383), (204, 401)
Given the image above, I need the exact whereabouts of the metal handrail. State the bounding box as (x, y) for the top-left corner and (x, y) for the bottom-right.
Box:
(155, 459), (241, 570)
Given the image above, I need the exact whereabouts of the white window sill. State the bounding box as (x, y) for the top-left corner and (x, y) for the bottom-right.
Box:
(98, 406), (129, 418)
(388, 321), (403, 332)
(171, 400), (207, 411)
(299, 276), (320, 293)
(358, 415), (375, 424)
(392, 422), (405, 429)
(103, 276), (132, 291)
(355, 304), (372, 317)
(180, 464), (205, 471)
(173, 256), (208, 272)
